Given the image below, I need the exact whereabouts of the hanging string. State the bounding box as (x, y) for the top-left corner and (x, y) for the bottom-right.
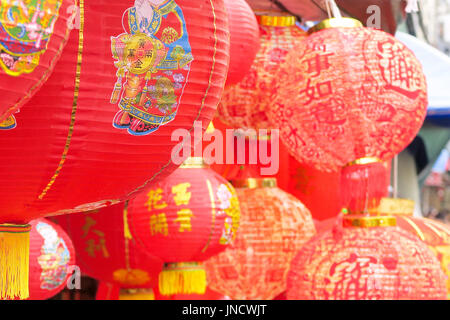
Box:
(327, 0), (342, 19)
(393, 155), (399, 199)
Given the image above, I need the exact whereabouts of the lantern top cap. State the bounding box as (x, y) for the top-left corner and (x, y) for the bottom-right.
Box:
(308, 17), (363, 34)
(345, 157), (382, 167)
(179, 157), (207, 169)
(231, 178), (277, 189)
(343, 215), (397, 228)
(255, 11), (296, 27)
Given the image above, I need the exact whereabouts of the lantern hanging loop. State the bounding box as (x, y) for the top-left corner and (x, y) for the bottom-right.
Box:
(325, 0), (342, 19)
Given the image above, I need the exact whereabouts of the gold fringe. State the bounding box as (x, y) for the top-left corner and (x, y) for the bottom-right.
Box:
(0, 230), (30, 300)
(119, 288), (155, 300)
(159, 263), (206, 295)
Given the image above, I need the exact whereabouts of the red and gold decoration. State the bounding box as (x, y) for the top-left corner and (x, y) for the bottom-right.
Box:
(0, 0), (74, 128)
(218, 12), (306, 129)
(223, 0), (260, 86)
(126, 157), (241, 296)
(28, 218), (75, 300)
(268, 17), (428, 172)
(205, 178), (316, 300)
(286, 212), (447, 300)
(0, 0), (229, 299)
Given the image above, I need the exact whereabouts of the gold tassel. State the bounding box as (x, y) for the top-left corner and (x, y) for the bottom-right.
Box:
(119, 288), (155, 300)
(0, 224), (31, 300)
(159, 262), (206, 296)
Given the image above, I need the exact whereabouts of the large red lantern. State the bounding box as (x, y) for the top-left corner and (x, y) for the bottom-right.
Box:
(205, 178), (316, 300)
(126, 157), (241, 295)
(223, 0), (259, 86)
(268, 18), (428, 172)
(0, 0), (74, 127)
(28, 218), (75, 300)
(53, 203), (163, 292)
(287, 215), (447, 300)
(0, 0), (229, 299)
(218, 12), (306, 129)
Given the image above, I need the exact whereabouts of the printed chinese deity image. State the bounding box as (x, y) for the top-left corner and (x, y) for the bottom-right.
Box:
(36, 222), (71, 291)
(110, 0), (193, 136)
(0, 0), (63, 130)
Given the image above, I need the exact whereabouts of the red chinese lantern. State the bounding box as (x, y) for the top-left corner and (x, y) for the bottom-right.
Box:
(269, 17), (428, 172)
(53, 203), (163, 294)
(287, 215), (447, 300)
(218, 12), (306, 129)
(0, 0), (229, 299)
(205, 178), (316, 300)
(223, 0), (259, 86)
(126, 157), (241, 295)
(28, 218), (75, 300)
(0, 0), (74, 128)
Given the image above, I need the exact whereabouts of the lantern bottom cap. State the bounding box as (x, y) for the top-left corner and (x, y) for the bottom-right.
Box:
(159, 262), (206, 296)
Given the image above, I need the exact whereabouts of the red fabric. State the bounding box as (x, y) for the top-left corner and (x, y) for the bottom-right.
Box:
(127, 165), (241, 263)
(53, 205), (163, 289)
(287, 225), (447, 300)
(28, 218), (75, 300)
(0, 0), (229, 224)
(0, 0), (74, 123)
(269, 27), (428, 172)
(224, 0), (260, 86)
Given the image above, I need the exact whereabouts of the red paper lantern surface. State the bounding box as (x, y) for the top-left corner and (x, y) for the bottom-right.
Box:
(28, 218), (75, 300)
(268, 18), (428, 172)
(287, 223), (447, 300)
(223, 0), (259, 86)
(205, 179), (316, 300)
(53, 203), (163, 290)
(0, 0), (74, 126)
(126, 158), (241, 295)
(218, 13), (306, 129)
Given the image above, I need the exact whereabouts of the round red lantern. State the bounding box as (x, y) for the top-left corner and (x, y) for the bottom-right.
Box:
(268, 18), (428, 172)
(218, 12), (306, 129)
(126, 157), (241, 295)
(0, 0), (74, 127)
(53, 203), (163, 292)
(28, 218), (75, 300)
(0, 0), (229, 299)
(205, 178), (316, 300)
(287, 215), (447, 300)
(223, 0), (260, 86)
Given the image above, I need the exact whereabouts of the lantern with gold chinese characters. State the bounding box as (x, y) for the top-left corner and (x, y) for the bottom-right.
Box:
(0, 0), (229, 300)
(126, 157), (241, 296)
(0, 0), (74, 128)
(53, 203), (163, 295)
(269, 18), (428, 172)
(28, 218), (75, 300)
(205, 178), (316, 300)
(218, 12), (306, 129)
(286, 214), (447, 300)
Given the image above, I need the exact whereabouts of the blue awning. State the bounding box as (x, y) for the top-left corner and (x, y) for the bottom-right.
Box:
(396, 32), (450, 126)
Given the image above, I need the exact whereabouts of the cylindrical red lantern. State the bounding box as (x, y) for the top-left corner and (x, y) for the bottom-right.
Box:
(223, 0), (259, 86)
(287, 216), (447, 300)
(28, 218), (75, 300)
(0, 0), (229, 299)
(53, 203), (163, 293)
(205, 178), (316, 300)
(126, 157), (241, 295)
(0, 0), (74, 127)
(218, 12), (306, 129)
(268, 18), (428, 172)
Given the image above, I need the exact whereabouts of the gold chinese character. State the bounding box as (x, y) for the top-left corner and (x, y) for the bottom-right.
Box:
(82, 216), (96, 238)
(174, 208), (193, 233)
(172, 183), (192, 206)
(85, 237), (110, 258)
(150, 213), (169, 236)
(146, 188), (167, 211)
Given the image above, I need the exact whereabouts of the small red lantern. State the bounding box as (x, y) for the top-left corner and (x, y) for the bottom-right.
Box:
(0, 0), (74, 127)
(287, 215), (447, 300)
(205, 178), (316, 300)
(218, 12), (306, 129)
(28, 218), (75, 300)
(268, 18), (428, 172)
(223, 0), (260, 86)
(53, 203), (163, 292)
(0, 0), (229, 299)
(126, 157), (241, 295)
